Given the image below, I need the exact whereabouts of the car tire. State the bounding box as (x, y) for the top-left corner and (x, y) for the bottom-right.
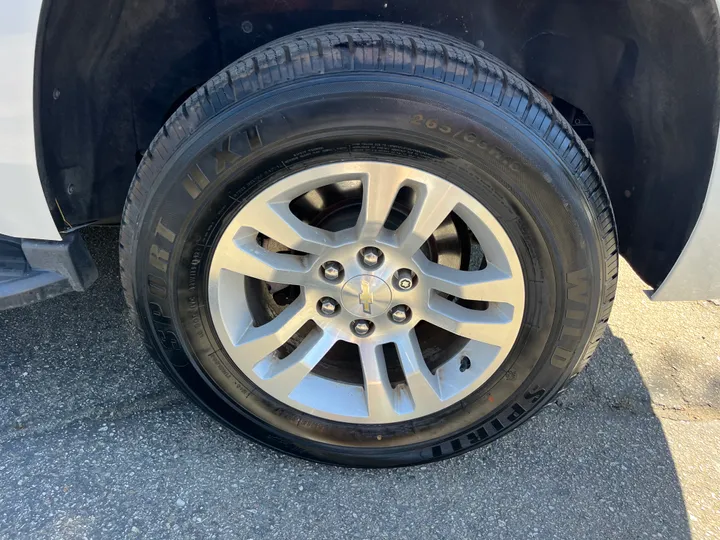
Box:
(119, 22), (618, 467)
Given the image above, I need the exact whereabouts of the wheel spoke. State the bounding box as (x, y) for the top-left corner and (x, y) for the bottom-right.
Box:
(395, 330), (443, 412)
(240, 199), (335, 255)
(423, 294), (515, 348)
(215, 231), (312, 286)
(358, 342), (397, 421)
(355, 166), (407, 240)
(230, 296), (311, 363)
(254, 328), (336, 395)
(417, 257), (522, 305)
(395, 182), (460, 256)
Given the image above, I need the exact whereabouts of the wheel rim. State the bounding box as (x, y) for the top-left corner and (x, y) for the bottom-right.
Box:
(207, 162), (525, 424)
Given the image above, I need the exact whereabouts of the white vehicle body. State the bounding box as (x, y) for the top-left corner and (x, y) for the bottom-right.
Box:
(0, 0), (718, 303)
(0, 1), (58, 241)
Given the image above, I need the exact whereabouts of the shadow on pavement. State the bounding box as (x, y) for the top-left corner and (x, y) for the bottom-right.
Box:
(0, 227), (692, 539)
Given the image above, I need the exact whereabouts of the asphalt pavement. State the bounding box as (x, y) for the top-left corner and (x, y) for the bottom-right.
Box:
(0, 227), (718, 539)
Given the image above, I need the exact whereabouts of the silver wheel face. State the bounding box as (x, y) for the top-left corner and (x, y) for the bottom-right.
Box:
(207, 162), (525, 424)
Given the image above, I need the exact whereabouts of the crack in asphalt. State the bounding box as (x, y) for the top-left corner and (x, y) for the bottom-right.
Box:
(651, 403), (720, 422)
(0, 391), (186, 445)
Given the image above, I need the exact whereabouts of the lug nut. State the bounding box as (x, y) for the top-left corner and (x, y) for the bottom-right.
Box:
(352, 320), (372, 336)
(390, 305), (409, 323)
(319, 297), (339, 316)
(322, 261), (342, 281)
(360, 247), (382, 268)
(396, 269), (415, 291)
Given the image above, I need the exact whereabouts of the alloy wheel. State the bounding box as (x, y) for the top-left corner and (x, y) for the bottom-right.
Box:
(207, 162), (525, 423)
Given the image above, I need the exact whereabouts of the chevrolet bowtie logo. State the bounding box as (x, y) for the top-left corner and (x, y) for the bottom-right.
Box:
(359, 280), (374, 314)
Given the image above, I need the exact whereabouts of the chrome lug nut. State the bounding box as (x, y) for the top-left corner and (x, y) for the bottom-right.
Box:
(352, 320), (372, 336)
(396, 269), (415, 291)
(322, 261), (342, 281)
(360, 247), (382, 268)
(390, 305), (409, 323)
(319, 297), (339, 316)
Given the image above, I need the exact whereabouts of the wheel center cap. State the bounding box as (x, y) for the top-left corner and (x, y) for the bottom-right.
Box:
(341, 275), (393, 318)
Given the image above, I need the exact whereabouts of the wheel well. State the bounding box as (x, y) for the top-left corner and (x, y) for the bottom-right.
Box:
(35, 0), (720, 288)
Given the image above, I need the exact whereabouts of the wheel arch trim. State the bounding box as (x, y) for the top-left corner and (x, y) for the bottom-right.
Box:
(652, 131), (720, 300)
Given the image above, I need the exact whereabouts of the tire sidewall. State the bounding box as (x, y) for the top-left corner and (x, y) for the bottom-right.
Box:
(130, 75), (604, 466)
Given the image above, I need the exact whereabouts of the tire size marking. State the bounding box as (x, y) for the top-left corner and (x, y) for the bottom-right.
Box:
(410, 113), (522, 172)
(188, 250), (202, 293)
(186, 249), (205, 339)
